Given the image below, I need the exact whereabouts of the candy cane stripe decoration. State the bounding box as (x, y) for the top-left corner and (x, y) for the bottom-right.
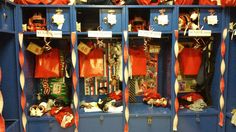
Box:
(219, 28), (227, 127)
(173, 30), (179, 131)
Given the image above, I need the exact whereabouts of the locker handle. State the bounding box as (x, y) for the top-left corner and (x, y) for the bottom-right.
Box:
(147, 116), (153, 125)
(195, 114), (200, 123)
(100, 115), (104, 122)
(153, 16), (158, 24)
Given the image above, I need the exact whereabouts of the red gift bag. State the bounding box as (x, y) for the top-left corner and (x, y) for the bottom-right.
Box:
(199, 0), (217, 5)
(175, 0), (194, 5)
(35, 48), (63, 78)
(136, 0), (151, 5)
(179, 48), (202, 76)
(221, 0), (236, 6)
(130, 47), (147, 76)
(79, 48), (104, 77)
(15, 0), (69, 4)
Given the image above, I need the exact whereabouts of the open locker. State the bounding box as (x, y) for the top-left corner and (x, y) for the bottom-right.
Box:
(0, 1), (20, 132)
(175, 6), (224, 132)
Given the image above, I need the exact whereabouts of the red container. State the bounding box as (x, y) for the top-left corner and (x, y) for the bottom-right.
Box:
(179, 48), (202, 76)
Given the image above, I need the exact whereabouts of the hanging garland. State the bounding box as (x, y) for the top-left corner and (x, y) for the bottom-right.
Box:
(71, 32), (79, 131)
(0, 67), (5, 132)
(123, 30), (129, 132)
(173, 30), (179, 131)
(18, 32), (27, 132)
(219, 28), (227, 127)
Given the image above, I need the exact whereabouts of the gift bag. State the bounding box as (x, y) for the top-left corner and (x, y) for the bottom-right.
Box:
(199, 0), (217, 5)
(15, 0), (69, 4)
(79, 48), (104, 77)
(35, 48), (65, 78)
(221, 0), (236, 6)
(175, 0), (194, 5)
(130, 47), (147, 76)
(179, 48), (202, 75)
(76, 0), (112, 5)
(136, 0), (151, 5)
(50, 107), (74, 128)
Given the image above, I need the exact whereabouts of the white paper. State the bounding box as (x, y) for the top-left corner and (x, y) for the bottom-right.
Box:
(53, 14), (65, 24)
(138, 30), (162, 38)
(158, 15), (169, 26)
(52, 14), (65, 29)
(36, 30), (62, 38)
(207, 15), (218, 25)
(88, 31), (112, 38)
(107, 14), (117, 26)
(188, 30), (212, 37)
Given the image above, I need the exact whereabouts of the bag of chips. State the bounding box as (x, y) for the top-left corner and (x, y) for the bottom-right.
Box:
(40, 78), (70, 105)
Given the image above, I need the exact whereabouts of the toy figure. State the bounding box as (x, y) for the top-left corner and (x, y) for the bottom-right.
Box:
(27, 13), (46, 32)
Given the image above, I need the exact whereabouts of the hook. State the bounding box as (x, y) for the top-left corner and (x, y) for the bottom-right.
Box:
(43, 37), (52, 51)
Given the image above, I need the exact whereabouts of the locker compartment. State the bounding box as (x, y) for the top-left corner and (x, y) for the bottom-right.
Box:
(79, 114), (123, 132)
(22, 36), (75, 130)
(128, 7), (173, 32)
(76, 7), (123, 32)
(127, 36), (172, 113)
(129, 115), (171, 132)
(226, 116), (236, 132)
(0, 2), (15, 32)
(28, 118), (75, 132)
(6, 120), (20, 132)
(150, 8), (173, 32)
(20, 6), (71, 32)
(177, 114), (218, 132)
(47, 8), (71, 32)
(78, 37), (124, 114)
(179, 7), (222, 34)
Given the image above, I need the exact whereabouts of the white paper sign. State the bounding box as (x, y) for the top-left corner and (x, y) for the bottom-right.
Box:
(188, 30), (212, 37)
(36, 30), (62, 38)
(107, 14), (117, 26)
(138, 30), (162, 38)
(158, 15), (169, 26)
(207, 15), (218, 25)
(88, 31), (112, 38)
(52, 14), (65, 30)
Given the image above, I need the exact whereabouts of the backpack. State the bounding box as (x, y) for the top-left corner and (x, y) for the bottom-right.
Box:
(195, 39), (215, 106)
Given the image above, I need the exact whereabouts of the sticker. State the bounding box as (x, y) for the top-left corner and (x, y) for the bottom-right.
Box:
(158, 15), (169, 26)
(149, 45), (161, 53)
(107, 14), (117, 26)
(52, 9), (65, 30)
(88, 31), (112, 38)
(52, 83), (62, 94)
(207, 15), (218, 25)
(27, 42), (43, 55)
(188, 30), (212, 37)
(138, 30), (162, 38)
(78, 41), (92, 55)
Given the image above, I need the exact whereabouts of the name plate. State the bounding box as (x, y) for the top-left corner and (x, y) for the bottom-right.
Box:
(36, 30), (62, 38)
(188, 30), (212, 37)
(138, 30), (162, 38)
(88, 31), (112, 38)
